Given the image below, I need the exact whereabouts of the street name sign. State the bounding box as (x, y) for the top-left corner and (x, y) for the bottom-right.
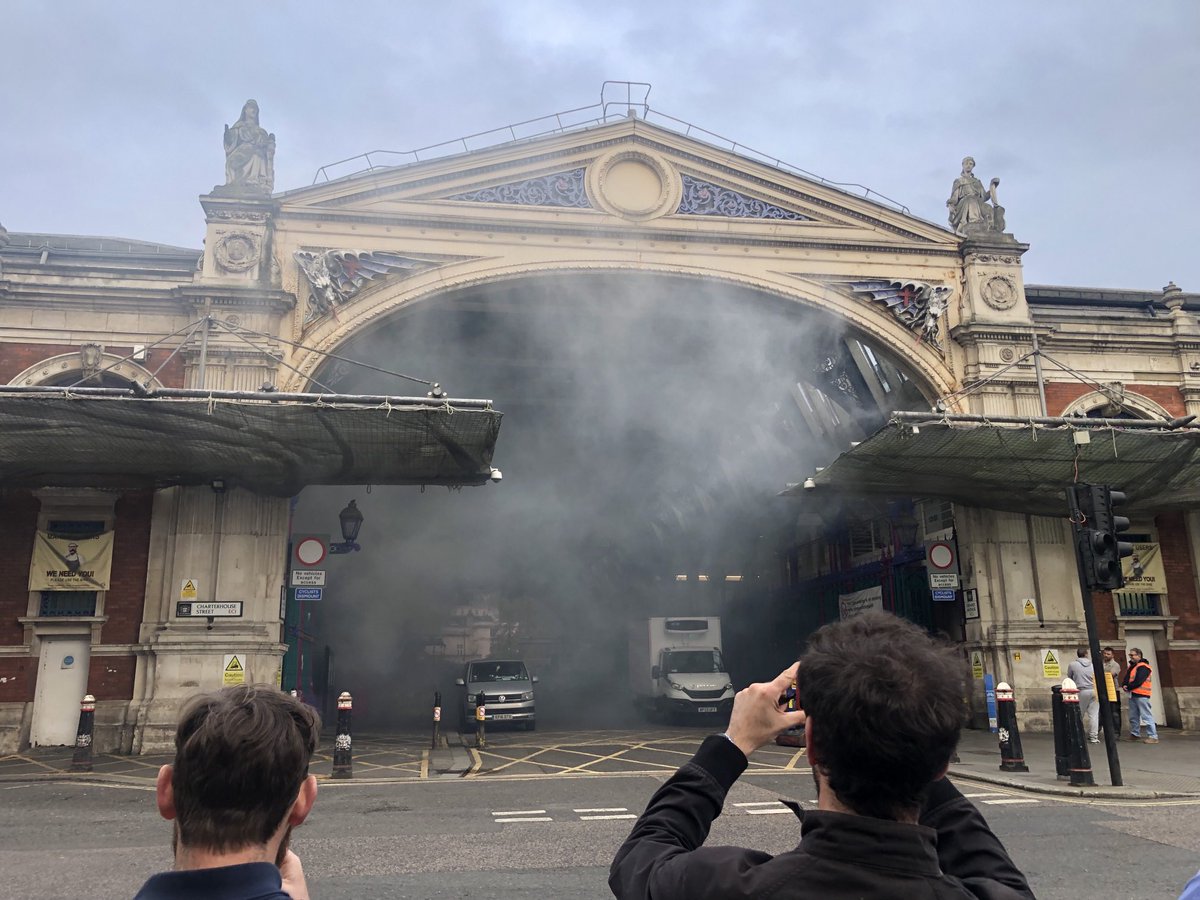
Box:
(177, 601), (243, 618)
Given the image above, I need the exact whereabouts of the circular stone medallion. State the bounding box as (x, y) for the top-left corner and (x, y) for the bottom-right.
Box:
(214, 232), (261, 272)
(981, 275), (1018, 311)
(587, 149), (680, 221)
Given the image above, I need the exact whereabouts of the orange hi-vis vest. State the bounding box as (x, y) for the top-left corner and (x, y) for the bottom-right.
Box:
(1129, 661), (1153, 697)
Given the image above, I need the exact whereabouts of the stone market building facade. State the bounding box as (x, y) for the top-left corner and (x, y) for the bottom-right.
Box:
(1, 94), (1197, 752)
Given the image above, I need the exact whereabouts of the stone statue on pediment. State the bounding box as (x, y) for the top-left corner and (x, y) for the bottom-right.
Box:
(223, 100), (275, 193)
(947, 156), (1005, 236)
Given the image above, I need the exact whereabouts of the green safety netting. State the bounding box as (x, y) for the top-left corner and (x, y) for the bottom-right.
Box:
(786, 417), (1200, 516)
(0, 387), (503, 495)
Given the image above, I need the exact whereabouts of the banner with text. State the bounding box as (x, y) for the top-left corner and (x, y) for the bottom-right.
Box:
(838, 585), (884, 620)
(29, 530), (114, 591)
(1114, 542), (1167, 595)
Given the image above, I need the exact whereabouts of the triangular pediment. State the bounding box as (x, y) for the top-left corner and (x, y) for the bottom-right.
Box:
(277, 118), (956, 247)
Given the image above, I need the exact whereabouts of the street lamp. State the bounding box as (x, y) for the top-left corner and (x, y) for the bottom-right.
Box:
(890, 511), (921, 550)
(329, 500), (364, 554)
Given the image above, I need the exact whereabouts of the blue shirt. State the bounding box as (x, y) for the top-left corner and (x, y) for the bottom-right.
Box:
(134, 861), (292, 900)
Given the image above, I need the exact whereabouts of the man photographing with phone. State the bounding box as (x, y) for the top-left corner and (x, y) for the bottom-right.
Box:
(134, 685), (320, 900)
(610, 610), (1033, 899)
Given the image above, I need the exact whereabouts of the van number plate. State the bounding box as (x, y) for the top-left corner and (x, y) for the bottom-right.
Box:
(697, 706), (718, 713)
(492, 714), (513, 720)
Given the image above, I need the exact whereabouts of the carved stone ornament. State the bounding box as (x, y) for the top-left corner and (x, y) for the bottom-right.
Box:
(79, 343), (105, 381)
(213, 232), (261, 272)
(946, 156), (1007, 237)
(446, 168), (591, 208)
(980, 275), (1018, 311)
(813, 352), (859, 400)
(845, 280), (952, 351)
(677, 174), (810, 220)
(221, 100), (275, 194)
(295, 249), (436, 323)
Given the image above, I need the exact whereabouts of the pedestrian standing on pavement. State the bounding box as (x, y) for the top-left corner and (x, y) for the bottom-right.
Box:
(1122, 648), (1159, 743)
(609, 611), (1033, 899)
(1066, 647), (1100, 744)
(133, 684), (321, 900)
(1102, 646), (1123, 736)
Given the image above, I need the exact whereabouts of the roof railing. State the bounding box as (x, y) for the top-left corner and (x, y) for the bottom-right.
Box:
(309, 81), (909, 214)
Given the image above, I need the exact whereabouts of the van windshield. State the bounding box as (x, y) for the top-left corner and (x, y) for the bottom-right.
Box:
(469, 661), (530, 682)
(664, 649), (726, 674)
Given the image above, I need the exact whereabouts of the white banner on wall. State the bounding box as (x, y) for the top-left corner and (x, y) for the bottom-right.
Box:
(838, 585), (884, 620)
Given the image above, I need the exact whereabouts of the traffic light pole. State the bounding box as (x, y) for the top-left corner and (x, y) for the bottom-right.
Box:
(1067, 490), (1123, 787)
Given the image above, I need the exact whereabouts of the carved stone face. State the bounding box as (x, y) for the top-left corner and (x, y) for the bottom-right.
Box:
(962, 157), (976, 174)
(243, 101), (259, 125)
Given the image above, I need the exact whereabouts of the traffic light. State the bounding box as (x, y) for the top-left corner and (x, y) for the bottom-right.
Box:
(1067, 484), (1134, 591)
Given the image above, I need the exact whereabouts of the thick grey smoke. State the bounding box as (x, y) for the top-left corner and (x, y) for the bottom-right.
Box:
(294, 273), (903, 729)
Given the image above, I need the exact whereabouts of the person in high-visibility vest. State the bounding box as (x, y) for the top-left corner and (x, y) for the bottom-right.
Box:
(1121, 647), (1159, 743)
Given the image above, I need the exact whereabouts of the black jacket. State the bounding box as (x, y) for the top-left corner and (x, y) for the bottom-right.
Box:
(610, 735), (1035, 899)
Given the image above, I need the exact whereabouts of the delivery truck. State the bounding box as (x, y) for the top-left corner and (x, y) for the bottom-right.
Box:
(629, 616), (734, 721)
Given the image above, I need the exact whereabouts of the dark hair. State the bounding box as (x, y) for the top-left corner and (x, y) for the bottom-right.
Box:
(1103, 646), (1115, 653)
(172, 685), (320, 852)
(797, 611), (965, 820)
(1077, 647), (1089, 658)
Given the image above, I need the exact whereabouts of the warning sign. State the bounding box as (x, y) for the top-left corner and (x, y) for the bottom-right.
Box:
(970, 650), (985, 680)
(223, 654), (246, 686)
(1022, 599), (1038, 619)
(180, 579), (198, 601)
(1041, 649), (1061, 679)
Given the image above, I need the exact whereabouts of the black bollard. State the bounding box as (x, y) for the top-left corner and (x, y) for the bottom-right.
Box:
(1051, 684), (1069, 780)
(432, 690), (442, 750)
(475, 690), (487, 750)
(332, 691), (353, 779)
(995, 682), (1029, 772)
(1062, 678), (1095, 786)
(69, 694), (96, 773)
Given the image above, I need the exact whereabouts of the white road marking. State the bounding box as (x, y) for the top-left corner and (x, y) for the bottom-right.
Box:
(963, 792), (1009, 798)
(982, 798), (1041, 805)
(735, 801), (783, 807)
(579, 813), (638, 820)
(493, 816), (553, 823)
(492, 809), (547, 816)
(744, 807), (794, 815)
(574, 807), (628, 813)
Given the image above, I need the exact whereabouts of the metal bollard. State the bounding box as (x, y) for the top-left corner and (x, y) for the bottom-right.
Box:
(432, 691), (442, 750)
(475, 690), (487, 750)
(1050, 684), (1069, 780)
(1061, 678), (1095, 786)
(995, 682), (1029, 772)
(69, 694), (96, 773)
(332, 691), (353, 779)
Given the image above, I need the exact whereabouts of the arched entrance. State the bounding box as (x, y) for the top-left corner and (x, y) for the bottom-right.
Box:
(289, 269), (941, 729)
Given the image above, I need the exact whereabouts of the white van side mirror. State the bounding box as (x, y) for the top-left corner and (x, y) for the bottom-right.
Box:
(454, 677), (465, 686)
(531, 675), (539, 683)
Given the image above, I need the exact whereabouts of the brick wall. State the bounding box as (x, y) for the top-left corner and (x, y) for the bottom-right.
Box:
(0, 342), (184, 388)
(1158, 512), (1200, 643)
(0, 490), (39, 647)
(1043, 382), (1185, 417)
(104, 492), (153, 645)
(0, 658), (34, 703)
(88, 655), (135, 701)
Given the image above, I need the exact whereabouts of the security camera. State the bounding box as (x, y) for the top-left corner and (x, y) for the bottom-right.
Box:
(489, 467), (503, 483)
(803, 477), (816, 490)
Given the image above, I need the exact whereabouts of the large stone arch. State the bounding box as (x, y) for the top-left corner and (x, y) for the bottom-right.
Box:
(280, 257), (958, 403)
(8, 351), (166, 390)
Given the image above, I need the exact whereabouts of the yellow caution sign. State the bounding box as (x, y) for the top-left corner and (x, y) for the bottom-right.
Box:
(970, 650), (985, 680)
(180, 579), (198, 601)
(1041, 649), (1061, 679)
(1022, 599), (1038, 618)
(1103, 671), (1118, 702)
(223, 654), (246, 686)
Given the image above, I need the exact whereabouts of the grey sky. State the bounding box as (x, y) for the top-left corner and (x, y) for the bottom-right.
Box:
(3, 0), (1197, 290)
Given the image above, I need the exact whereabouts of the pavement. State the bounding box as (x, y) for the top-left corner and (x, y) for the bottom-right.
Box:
(2, 724), (1196, 798)
(948, 726), (1200, 799)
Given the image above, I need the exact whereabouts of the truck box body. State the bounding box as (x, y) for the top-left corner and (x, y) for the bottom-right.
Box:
(630, 617), (734, 719)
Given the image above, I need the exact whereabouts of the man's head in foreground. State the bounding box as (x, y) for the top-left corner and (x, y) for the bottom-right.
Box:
(797, 611), (966, 821)
(155, 684), (320, 868)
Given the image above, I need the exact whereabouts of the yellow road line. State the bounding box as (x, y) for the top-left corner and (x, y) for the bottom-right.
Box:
(785, 749), (807, 769)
